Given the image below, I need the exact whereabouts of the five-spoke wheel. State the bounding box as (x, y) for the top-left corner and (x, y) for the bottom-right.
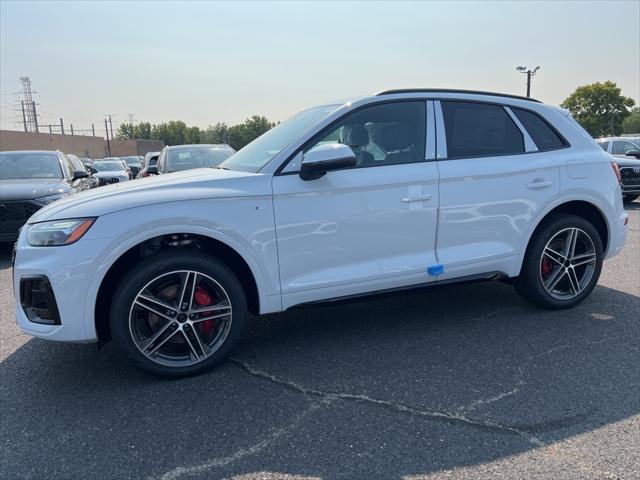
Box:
(110, 251), (247, 377)
(515, 214), (603, 309)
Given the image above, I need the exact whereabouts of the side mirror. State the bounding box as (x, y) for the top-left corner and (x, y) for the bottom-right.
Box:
(73, 170), (89, 180)
(299, 143), (356, 181)
(625, 149), (640, 159)
(89, 167), (97, 175)
(146, 165), (159, 175)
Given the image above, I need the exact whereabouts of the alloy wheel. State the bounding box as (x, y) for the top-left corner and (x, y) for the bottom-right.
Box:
(539, 227), (597, 300)
(128, 270), (233, 367)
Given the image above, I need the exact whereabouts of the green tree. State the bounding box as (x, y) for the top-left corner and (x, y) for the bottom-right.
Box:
(202, 122), (229, 144)
(227, 116), (275, 150)
(151, 120), (200, 146)
(134, 122), (152, 139)
(116, 123), (135, 139)
(561, 81), (635, 137)
(621, 107), (640, 134)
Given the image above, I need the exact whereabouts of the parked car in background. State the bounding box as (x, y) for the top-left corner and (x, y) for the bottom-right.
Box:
(151, 144), (235, 175)
(92, 160), (130, 185)
(66, 154), (99, 190)
(137, 152), (161, 178)
(0, 150), (91, 242)
(11, 89), (629, 377)
(596, 137), (640, 202)
(121, 156), (143, 178)
(80, 157), (94, 167)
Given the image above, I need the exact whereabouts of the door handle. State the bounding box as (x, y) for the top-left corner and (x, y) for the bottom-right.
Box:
(401, 194), (433, 203)
(526, 180), (552, 190)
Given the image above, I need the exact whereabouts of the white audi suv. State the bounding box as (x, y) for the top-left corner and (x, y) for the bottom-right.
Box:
(12, 89), (629, 377)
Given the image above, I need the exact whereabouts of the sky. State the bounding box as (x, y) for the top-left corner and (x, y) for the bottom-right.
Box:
(1, 0), (639, 134)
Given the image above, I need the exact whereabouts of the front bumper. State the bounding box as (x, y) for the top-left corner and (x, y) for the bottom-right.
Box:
(13, 227), (105, 343)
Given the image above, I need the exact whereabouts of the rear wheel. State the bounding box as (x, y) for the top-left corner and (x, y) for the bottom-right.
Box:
(515, 214), (603, 309)
(110, 250), (247, 377)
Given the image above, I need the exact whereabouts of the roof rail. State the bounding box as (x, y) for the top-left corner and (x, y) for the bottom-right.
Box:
(375, 88), (542, 103)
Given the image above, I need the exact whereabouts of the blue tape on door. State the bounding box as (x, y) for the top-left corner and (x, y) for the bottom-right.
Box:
(427, 264), (445, 276)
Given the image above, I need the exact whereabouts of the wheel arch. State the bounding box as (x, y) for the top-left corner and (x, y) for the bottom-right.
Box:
(516, 198), (610, 276)
(93, 230), (265, 344)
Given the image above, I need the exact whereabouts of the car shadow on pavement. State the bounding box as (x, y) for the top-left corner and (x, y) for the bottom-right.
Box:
(1, 275), (639, 479)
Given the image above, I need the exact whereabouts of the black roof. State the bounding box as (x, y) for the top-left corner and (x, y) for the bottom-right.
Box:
(375, 89), (542, 103)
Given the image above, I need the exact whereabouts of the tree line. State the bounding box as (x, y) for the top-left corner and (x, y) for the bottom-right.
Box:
(118, 81), (639, 149)
(117, 116), (276, 151)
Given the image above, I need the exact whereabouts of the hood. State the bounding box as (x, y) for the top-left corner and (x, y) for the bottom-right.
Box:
(0, 178), (69, 201)
(612, 156), (640, 168)
(29, 168), (272, 223)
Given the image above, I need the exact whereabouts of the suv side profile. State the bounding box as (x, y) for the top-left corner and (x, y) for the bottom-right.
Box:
(13, 90), (629, 377)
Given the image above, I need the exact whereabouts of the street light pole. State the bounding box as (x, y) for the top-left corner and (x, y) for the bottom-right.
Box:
(516, 66), (540, 97)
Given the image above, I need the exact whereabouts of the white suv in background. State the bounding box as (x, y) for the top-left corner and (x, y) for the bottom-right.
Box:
(13, 89), (629, 377)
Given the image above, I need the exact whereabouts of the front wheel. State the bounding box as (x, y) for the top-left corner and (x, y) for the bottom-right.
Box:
(514, 214), (603, 309)
(110, 250), (248, 377)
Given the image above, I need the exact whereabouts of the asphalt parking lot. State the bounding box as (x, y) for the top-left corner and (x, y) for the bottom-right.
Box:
(1, 203), (638, 480)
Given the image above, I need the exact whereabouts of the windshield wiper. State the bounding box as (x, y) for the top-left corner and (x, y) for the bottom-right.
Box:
(213, 166), (230, 170)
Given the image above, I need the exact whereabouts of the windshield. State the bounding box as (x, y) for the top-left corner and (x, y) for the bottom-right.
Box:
(93, 161), (125, 172)
(167, 147), (234, 172)
(219, 104), (340, 172)
(122, 156), (142, 165)
(0, 153), (62, 179)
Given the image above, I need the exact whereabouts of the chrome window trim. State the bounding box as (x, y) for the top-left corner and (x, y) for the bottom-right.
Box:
(504, 106), (538, 152)
(426, 100), (436, 161)
(434, 100), (447, 159)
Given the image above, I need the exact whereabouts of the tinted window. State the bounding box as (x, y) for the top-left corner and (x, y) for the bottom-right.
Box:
(304, 101), (426, 168)
(441, 101), (524, 158)
(612, 140), (640, 155)
(0, 153), (63, 179)
(597, 141), (610, 152)
(93, 161), (126, 171)
(512, 108), (566, 151)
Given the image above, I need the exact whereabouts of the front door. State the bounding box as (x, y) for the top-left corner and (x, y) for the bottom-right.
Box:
(272, 100), (440, 309)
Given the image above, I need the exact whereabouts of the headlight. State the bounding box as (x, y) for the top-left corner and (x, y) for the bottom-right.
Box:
(27, 218), (96, 246)
(35, 193), (66, 205)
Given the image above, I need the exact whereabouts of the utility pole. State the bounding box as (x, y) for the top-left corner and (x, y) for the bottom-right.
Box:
(91, 123), (95, 137)
(516, 66), (540, 97)
(60, 118), (65, 135)
(127, 113), (134, 125)
(31, 100), (39, 132)
(21, 101), (27, 132)
(107, 114), (114, 140)
(105, 118), (111, 156)
(70, 124), (74, 135)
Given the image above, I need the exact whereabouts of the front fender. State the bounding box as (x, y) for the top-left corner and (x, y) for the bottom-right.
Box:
(82, 197), (281, 338)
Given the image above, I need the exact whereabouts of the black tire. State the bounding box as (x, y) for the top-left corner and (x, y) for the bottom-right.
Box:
(623, 195), (639, 203)
(514, 214), (603, 309)
(110, 250), (248, 378)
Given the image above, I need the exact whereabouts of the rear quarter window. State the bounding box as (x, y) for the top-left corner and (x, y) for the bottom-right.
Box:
(511, 108), (567, 151)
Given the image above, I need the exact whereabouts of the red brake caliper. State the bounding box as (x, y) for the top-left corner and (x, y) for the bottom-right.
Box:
(194, 285), (215, 335)
(541, 257), (553, 276)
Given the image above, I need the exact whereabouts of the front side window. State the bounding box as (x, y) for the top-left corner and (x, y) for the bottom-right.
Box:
(441, 101), (524, 159)
(0, 153), (63, 179)
(304, 101), (426, 168)
(511, 108), (566, 151)
(612, 140), (640, 155)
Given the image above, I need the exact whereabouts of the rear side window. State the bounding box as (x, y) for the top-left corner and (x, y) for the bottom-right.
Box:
(512, 108), (566, 151)
(597, 141), (610, 152)
(441, 101), (524, 159)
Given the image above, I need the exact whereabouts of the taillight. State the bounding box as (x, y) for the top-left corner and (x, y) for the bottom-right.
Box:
(610, 162), (622, 185)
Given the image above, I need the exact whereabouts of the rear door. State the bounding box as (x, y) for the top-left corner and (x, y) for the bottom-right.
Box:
(434, 100), (563, 280)
(272, 100), (440, 309)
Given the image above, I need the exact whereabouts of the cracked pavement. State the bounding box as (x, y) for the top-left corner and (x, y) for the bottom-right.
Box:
(1, 202), (639, 480)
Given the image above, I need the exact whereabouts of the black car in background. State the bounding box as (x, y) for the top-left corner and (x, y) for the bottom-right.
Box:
(596, 137), (640, 202)
(67, 154), (99, 190)
(0, 150), (92, 242)
(121, 156), (143, 178)
(152, 144), (235, 175)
